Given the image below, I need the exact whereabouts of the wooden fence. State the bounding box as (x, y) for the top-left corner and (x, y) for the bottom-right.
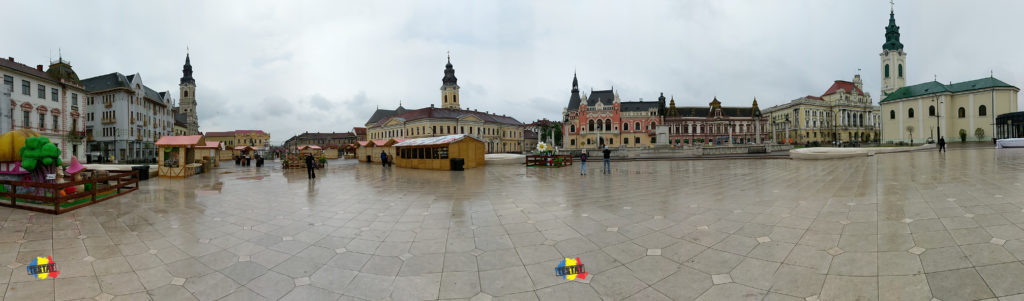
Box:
(0, 170), (139, 214)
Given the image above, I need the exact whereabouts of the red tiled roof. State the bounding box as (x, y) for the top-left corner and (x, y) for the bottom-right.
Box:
(195, 141), (221, 149)
(155, 135), (203, 146)
(806, 95), (824, 100)
(0, 57), (54, 82)
(821, 81), (865, 96)
(353, 127), (367, 135)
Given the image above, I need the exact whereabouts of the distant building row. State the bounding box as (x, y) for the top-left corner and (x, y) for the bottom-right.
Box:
(1, 52), (201, 163)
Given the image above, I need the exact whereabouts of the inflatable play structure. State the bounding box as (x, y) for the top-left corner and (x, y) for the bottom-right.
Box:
(0, 129), (138, 214)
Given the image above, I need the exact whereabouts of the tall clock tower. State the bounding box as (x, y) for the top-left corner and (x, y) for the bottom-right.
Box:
(440, 55), (460, 109)
(880, 3), (907, 96)
(179, 52), (199, 134)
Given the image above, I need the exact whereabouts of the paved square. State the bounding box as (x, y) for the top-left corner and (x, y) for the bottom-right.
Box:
(4, 147), (1024, 300)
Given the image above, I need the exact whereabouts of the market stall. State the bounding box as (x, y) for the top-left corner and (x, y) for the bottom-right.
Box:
(156, 135), (205, 178)
(394, 134), (485, 170)
(195, 141), (221, 168)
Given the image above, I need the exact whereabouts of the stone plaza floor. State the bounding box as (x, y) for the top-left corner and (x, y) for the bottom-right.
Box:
(5, 147), (1024, 300)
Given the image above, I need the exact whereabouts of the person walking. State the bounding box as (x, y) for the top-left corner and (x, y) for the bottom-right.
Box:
(579, 149), (588, 175)
(305, 153), (316, 179)
(602, 146), (611, 174)
(938, 136), (946, 153)
(380, 150), (389, 167)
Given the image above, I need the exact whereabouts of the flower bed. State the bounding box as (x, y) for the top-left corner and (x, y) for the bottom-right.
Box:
(0, 170), (138, 214)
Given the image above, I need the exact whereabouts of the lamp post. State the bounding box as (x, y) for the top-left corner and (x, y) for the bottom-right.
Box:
(933, 97), (942, 141)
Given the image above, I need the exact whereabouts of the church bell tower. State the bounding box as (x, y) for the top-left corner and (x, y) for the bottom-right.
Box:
(880, 2), (907, 96)
(440, 55), (460, 110)
(179, 52), (199, 134)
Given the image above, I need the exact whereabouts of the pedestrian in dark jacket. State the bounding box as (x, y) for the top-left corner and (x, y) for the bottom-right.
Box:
(305, 154), (315, 179)
(380, 151), (389, 167)
(938, 136), (946, 152)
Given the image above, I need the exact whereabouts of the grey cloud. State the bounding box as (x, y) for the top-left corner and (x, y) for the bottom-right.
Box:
(6, 0), (1023, 145)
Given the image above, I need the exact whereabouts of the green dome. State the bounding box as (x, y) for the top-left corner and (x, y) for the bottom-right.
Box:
(45, 59), (82, 86)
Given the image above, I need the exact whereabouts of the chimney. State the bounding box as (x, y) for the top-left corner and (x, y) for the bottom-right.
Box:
(7, 57), (13, 62)
(36, 65), (43, 71)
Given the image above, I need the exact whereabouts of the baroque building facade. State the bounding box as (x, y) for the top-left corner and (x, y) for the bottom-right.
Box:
(1, 56), (87, 162)
(876, 5), (1019, 143)
(364, 56), (525, 153)
(763, 76), (880, 144)
(562, 74), (767, 149)
(663, 96), (768, 146)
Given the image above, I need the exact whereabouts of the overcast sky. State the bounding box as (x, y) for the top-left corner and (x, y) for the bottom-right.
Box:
(7, 0), (1023, 144)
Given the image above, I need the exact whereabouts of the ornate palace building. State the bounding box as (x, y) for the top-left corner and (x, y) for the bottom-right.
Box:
(877, 5), (1018, 143)
(561, 74), (660, 148)
(364, 56), (525, 153)
(763, 75), (880, 144)
(562, 74), (767, 149)
(1, 55), (87, 162)
(663, 96), (767, 146)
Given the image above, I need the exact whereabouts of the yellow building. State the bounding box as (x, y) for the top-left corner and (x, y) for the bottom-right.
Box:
(875, 6), (1020, 143)
(364, 56), (525, 153)
(764, 75), (881, 144)
(204, 130), (270, 149)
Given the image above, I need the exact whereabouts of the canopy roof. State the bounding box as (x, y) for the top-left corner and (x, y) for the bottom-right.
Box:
(195, 141), (221, 149)
(233, 146), (255, 151)
(394, 134), (482, 147)
(155, 135), (204, 147)
(298, 145), (322, 150)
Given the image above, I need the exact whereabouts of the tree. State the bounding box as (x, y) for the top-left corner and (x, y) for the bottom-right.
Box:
(20, 137), (62, 184)
(959, 129), (968, 143)
(975, 128), (985, 141)
(906, 126), (915, 144)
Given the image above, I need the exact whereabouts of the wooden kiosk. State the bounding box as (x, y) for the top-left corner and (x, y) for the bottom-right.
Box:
(394, 134), (485, 170)
(156, 135), (205, 178)
(195, 141), (222, 168)
(356, 138), (406, 163)
(298, 145), (323, 156)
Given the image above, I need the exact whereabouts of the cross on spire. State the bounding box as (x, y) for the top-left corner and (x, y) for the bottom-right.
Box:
(890, 0), (894, 12)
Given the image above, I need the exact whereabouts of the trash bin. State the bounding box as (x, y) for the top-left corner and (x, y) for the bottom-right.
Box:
(131, 165), (150, 181)
(450, 158), (465, 171)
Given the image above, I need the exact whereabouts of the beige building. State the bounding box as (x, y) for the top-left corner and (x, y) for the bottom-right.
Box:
(764, 76), (880, 144)
(876, 6), (1020, 143)
(365, 56), (525, 153)
(880, 78), (1019, 143)
(204, 130), (270, 149)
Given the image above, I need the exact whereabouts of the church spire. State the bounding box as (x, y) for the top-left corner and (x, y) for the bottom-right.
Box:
(180, 52), (195, 85)
(571, 72), (579, 93)
(442, 54), (457, 86)
(882, 1), (904, 51)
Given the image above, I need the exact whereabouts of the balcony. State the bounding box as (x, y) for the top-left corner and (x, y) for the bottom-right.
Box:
(103, 101), (112, 108)
(130, 117), (135, 125)
(101, 117), (116, 124)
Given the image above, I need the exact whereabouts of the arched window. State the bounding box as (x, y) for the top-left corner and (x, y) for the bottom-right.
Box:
(570, 139), (575, 146)
(604, 119), (611, 131)
(898, 64), (903, 77)
(454, 95), (457, 103)
(635, 122), (641, 131)
(634, 137), (640, 144)
(890, 110), (895, 119)
(623, 122), (629, 131)
(650, 122), (656, 129)
(570, 124), (576, 133)
(908, 108), (914, 118)
(958, 107), (966, 118)
(884, 64), (890, 78)
(622, 138), (628, 145)
(184, 90), (188, 97)
(444, 95), (447, 103)
(588, 120), (594, 131)
(979, 105), (987, 116)
(929, 105), (935, 116)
